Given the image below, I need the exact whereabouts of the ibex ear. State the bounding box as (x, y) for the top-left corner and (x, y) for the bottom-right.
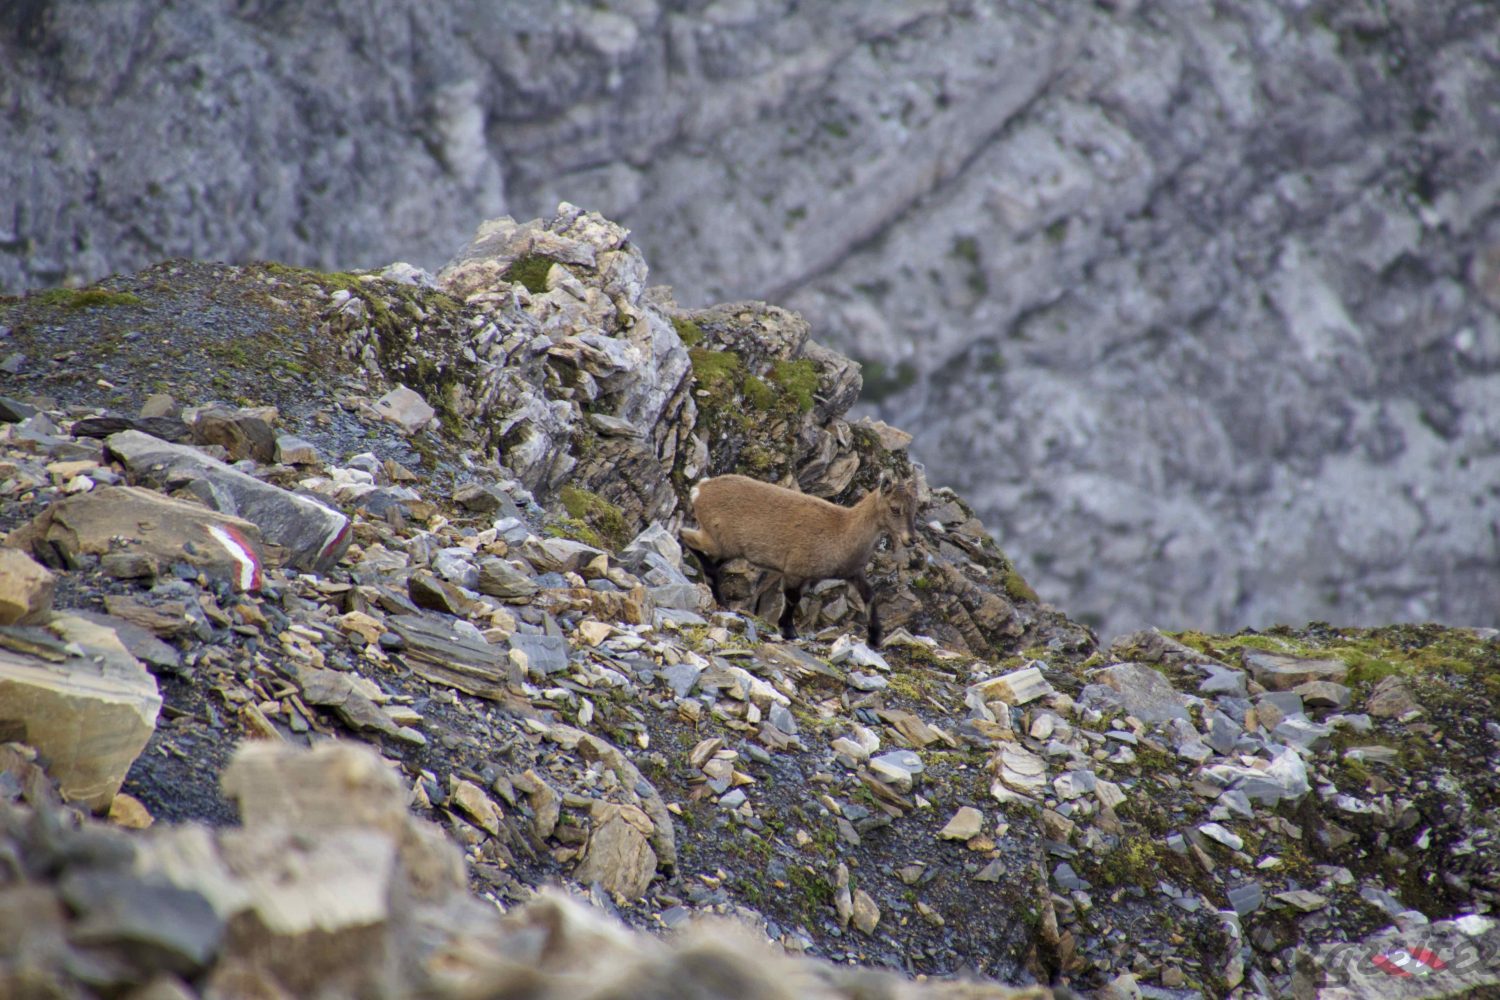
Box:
(877, 470), (893, 491)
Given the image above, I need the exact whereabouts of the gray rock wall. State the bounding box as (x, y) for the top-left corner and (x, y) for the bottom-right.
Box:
(5, 0), (1498, 636)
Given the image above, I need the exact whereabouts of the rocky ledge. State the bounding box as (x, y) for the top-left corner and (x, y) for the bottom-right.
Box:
(0, 206), (1495, 999)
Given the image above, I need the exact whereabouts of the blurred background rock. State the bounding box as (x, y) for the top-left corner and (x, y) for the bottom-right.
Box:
(4, 0), (1497, 637)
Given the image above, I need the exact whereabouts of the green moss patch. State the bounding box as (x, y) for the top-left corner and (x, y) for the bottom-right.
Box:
(768, 358), (818, 413)
(502, 255), (555, 294)
(685, 346), (818, 481)
(31, 287), (142, 309)
(544, 516), (604, 550)
(558, 484), (628, 550)
(688, 347), (742, 391)
(1172, 623), (1498, 688)
(691, 349), (818, 418)
(1001, 566), (1039, 603)
(742, 374), (776, 411)
(1089, 836), (1166, 890)
(671, 315), (704, 347)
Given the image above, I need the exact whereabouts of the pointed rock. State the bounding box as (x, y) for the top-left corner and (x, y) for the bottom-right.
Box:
(450, 778), (503, 837)
(1365, 675), (1421, 718)
(0, 614), (161, 811)
(851, 889), (881, 935)
(939, 806), (984, 841)
(0, 547), (55, 625)
(574, 802), (657, 901)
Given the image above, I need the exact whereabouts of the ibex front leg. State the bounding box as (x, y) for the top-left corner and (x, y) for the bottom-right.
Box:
(852, 573), (881, 647)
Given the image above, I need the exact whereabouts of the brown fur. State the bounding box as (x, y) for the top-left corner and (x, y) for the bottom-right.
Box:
(680, 474), (918, 646)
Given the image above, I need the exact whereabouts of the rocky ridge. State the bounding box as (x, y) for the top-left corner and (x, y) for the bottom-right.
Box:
(0, 207), (1496, 998)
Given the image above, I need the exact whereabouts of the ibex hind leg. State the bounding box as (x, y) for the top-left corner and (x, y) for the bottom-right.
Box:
(852, 574), (882, 648)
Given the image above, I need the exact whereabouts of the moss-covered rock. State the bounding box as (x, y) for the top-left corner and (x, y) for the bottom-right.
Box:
(502, 254), (555, 293)
(558, 484), (628, 551)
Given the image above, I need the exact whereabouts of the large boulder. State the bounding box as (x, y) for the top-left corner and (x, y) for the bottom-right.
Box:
(105, 430), (350, 572)
(10, 485), (266, 591)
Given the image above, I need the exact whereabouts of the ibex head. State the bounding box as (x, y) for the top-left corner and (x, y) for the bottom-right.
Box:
(876, 472), (919, 549)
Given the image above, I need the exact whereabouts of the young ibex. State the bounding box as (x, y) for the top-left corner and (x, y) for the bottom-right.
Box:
(680, 473), (919, 647)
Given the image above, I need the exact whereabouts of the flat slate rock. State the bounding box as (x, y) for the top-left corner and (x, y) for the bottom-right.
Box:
(0, 396), (38, 422)
(71, 413), (192, 442)
(508, 633), (570, 676)
(1242, 649), (1348, 690)
(75, 610), (183, 673)
(387, 613), (519, 700)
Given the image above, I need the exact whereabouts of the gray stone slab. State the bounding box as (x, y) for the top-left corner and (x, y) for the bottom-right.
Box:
(661, 663), (703, 699)
(387, 613), (516, 700)
(508, 633), (570, 675)
(1079, 662), (1191, 724)
(1207, 711), (1244, 755)
(1258, 690), (1305, 717)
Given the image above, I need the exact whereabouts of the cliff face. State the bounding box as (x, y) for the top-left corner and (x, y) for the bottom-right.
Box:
(4, 0), (1499, 636)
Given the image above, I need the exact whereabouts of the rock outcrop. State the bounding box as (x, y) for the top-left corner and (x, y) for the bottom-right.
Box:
(0, 209), (1495, 998)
